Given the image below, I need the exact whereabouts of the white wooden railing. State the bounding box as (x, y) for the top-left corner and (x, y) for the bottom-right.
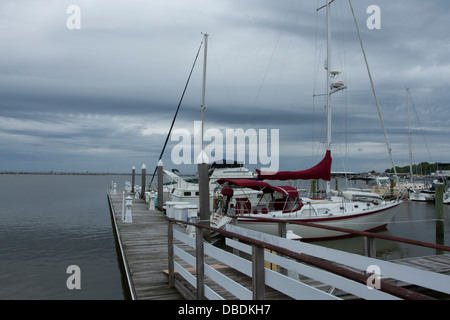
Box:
(167, 218), (450, 300)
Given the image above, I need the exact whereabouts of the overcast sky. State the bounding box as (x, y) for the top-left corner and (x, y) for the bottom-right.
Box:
(1, 0), (449, 175)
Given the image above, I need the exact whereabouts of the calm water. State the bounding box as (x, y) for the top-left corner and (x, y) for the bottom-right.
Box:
(315, 198), (450, 259)
(0, 174), (129, 300)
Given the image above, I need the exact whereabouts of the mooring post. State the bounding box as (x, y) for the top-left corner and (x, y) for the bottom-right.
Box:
(197, 150), (210, 242)
(435, 183), (445, 249)
(363, 236), (377, 258)
(121, 191), (125, 222)
(390, 179), (395, 199)
(141, 164), (146, 200)
(157, 160), (164, 211)
(311, 180), (317, 198)
(131, 166), (135, 194)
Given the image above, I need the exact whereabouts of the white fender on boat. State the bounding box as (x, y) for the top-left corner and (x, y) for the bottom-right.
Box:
(286, 230), (302, 240)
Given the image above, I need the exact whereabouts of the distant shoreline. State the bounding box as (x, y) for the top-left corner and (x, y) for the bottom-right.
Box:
(0, 172), (131, 176)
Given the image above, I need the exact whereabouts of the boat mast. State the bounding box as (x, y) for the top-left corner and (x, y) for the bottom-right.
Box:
(316, 0), (344, 196)
(326, 0), (332, 154)
(201, 33), (209, 151)
(407, 88), (413, 183)
(326, 1), (333, 195)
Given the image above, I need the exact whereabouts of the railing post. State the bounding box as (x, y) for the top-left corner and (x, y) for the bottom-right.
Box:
(252, 244), (265, 300)
(196, 226), (205, 300)
(168, 220), (175, 288)
(231, 216), (239, 256)
(363, 236), (376, 258)
(277, 222), (288, 275)
(278, 221), (287, 238)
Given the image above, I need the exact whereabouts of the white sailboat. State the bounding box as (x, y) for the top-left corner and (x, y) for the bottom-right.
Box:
(210, 0), (402, 240)
(212, 177), (401, 240)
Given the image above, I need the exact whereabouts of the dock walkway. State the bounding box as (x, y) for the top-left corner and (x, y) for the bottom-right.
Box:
(107, 190), (290, 300)
(107, 191), (183, 300)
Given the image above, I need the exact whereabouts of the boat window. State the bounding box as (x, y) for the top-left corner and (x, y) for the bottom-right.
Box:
(184, 192), (191, 196)
(283, 197), (302, 213)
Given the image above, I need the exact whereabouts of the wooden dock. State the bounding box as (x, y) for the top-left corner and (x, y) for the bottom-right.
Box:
(108, 188), (450, 300)
(107, 190), (183, 300)
(107, 189), (291, 300)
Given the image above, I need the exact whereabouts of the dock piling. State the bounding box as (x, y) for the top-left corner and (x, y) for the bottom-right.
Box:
(435, 183), (445, 247)
(131, 166), (135, 194)
(157, 160), (164, 211)
(363, 236), (377, 258)
(140, 164), (146, 200)
(122, 191), (125, 222)
(197, 150), (210, 241)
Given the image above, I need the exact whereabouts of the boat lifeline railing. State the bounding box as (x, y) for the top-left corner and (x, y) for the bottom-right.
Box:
(166, 217), (450, 300)
(226, 214), (450, 257)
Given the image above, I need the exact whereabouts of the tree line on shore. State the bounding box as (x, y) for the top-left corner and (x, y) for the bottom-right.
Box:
(385, 162), (450, 175)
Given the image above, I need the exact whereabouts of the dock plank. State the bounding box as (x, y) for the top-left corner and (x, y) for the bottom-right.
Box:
(108, 191), (184, 300)
(392, 255), (450, 274)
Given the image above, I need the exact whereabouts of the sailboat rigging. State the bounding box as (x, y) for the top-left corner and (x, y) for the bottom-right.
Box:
(149, 38), (205, 187)
(210, 0), (402, 240)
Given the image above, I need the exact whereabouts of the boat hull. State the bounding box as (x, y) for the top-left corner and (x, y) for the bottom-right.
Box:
(235, 201), (402, 241)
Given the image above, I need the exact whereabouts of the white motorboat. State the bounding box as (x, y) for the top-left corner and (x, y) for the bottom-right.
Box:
(409, 181), (450, 204)
(165, 161), (261, 211)
(409, 188), (436, 202)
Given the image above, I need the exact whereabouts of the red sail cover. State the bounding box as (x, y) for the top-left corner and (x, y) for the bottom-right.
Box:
(256, 150), (332, 181)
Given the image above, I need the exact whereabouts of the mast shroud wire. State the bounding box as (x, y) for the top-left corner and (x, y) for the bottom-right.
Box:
(149, 39), (204, 187)
(348, 0), (398, 180)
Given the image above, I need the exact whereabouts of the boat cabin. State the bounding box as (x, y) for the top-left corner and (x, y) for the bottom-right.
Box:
(217, 178), (303, 215)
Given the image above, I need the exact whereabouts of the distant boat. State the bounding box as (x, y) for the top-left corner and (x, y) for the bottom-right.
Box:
(409, 188), (436, 202)
(409, 180), (450, 204)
